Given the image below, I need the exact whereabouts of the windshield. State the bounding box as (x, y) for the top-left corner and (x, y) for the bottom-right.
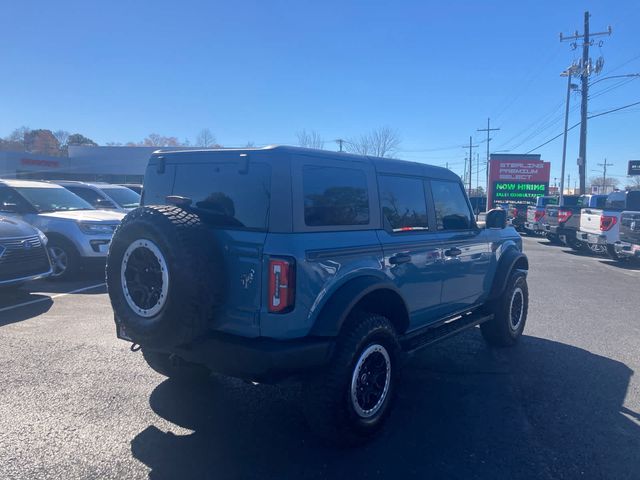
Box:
(100, 187), (141, 209)
(15, 186), (94, 212)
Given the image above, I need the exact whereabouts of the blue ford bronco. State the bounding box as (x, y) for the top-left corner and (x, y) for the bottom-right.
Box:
(106, 146), (528, 444)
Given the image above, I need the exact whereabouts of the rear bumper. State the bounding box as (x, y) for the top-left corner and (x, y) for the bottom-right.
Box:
(578, 231), (607, 245)
(118, 324), (334, 382)
(614, 242), (640, 258)
(524, 222), (542, 231)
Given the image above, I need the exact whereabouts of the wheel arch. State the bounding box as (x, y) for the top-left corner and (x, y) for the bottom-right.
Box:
(309, 275), (410, 337)
(487, 247), (529, 301)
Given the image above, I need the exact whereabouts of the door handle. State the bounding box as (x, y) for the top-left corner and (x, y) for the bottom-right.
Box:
(444, 247), (462, 257)
(389, 253), (411, 265)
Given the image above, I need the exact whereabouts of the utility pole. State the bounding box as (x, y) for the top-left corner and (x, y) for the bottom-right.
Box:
(477, 118), (500, 195)
(476, 152), (480, 196)
(463, 137), (479, 197)
(567, 173), (571, 195)
(561, 12), (612, 195)
(597, 159), (614, 193)
(335, 139), (345, 152)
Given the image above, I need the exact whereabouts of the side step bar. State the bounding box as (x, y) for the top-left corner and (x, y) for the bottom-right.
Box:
(400, 310), (493, 353)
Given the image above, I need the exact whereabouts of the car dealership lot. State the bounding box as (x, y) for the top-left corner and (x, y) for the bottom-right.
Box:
(1, 236), (639, 480)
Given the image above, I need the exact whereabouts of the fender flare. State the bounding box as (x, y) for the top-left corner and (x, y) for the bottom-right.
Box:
(487, 247), (529, 301)
(309, 275), (410, 337)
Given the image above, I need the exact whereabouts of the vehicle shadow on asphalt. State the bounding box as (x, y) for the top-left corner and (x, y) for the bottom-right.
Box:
(598, 259), (640, 271)
(0, 294), (52, 327)
(131, 332), (639, 479)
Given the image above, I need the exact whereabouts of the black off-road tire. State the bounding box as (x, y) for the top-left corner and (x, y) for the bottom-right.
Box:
(106, 205), (225, 349)
(481, 270), (528, 347)
(46, 237), (81, 281)
(302, 313), (401, 446)
(142, 349), (211, 383)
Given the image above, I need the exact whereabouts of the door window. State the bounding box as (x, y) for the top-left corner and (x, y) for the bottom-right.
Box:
(377, 175), (428, 232)
(430, 180), (473, 230)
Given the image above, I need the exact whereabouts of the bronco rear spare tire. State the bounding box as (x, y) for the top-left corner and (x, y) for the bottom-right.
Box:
(106, 205), (224, 349)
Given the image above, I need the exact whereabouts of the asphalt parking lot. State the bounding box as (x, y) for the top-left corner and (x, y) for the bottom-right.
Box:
(1, 236), (639, 480)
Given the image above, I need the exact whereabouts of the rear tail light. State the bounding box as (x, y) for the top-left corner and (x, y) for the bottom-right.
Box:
(534, 210), (545, 222)
(268, 257), (295, 313)
(558, 209), (573, 223)
(512, 208), (519, 218)
(600, 215), (617, 232)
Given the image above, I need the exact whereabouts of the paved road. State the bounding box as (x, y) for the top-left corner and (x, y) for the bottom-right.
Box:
(1, 237), (639, 479)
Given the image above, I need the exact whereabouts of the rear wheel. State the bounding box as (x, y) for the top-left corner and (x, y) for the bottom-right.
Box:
(47, 238), (81, 281)
(302, 313), (400, 445)
(481, 271), (528, 347)
(606, 244), (629, 262)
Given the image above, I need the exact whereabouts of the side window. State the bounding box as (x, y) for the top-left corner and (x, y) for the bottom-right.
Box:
(430, 180), (473, 230)
(66, 186), (103, 207)
(377, 175), (428, 232)
(303, 165), (369, 226)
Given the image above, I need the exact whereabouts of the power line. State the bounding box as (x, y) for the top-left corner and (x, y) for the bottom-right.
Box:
(524, 99), (640, 153)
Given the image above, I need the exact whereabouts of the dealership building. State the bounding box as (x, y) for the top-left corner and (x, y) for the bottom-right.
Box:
(0, 146), (191, 184)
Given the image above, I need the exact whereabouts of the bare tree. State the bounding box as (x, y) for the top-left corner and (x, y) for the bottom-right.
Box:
(245, 141), (255, 147)
(626, 176), (640, 190)
(195, 128), (216, 147)
(589, 176), (619, 193)
(6, 126), (30, 142)
(296, 129), (325, 149)
(143, 133), (180, 147)
(346, 126), (400, 158)
(53, 129), (70, 147)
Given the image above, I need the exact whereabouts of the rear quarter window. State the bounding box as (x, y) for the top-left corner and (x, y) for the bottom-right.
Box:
(302, 165), (369, 226)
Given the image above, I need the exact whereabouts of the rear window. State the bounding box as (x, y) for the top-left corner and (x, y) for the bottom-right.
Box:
(171, 162), (271, 230)
(302, 165), (369, 226)
(537, 196), (558, 207)
(605, 192), (627, 210)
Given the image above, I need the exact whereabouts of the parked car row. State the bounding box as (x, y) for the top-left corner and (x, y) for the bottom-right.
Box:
(0, 179), (142, 287)
(520, 191), (640, 262)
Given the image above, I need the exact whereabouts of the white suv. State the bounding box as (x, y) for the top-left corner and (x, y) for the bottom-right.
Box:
(54, 181), (140, 213)
(0, 179), (125, 280)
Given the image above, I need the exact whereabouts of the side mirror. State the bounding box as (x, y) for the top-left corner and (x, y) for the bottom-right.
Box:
(485, 208), (507, 229)
(95, 198), (117, 209)
(1, 202), (20, 213)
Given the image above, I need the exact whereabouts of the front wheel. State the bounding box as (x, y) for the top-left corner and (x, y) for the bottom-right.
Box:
(302, 313), (401, 445)
(481, 271), (528, 347)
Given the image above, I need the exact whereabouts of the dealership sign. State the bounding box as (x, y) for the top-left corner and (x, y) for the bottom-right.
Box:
(487, 154), (550, 207)
(628, 160), (640, 176)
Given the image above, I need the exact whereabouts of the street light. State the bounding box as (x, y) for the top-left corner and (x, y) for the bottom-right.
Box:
(559, 66), (581, 204)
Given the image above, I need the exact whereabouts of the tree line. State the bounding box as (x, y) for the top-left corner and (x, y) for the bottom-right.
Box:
(0, 127), (224, 157)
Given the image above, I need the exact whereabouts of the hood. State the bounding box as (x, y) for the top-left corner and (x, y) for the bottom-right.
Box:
(38, 210), (125, 223)
(0, 216), (39, 238)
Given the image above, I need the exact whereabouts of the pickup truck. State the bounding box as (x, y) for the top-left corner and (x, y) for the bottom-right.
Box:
(525, 196), (558, 235)
(577, 191), (636, 259)
(612, 191), (640, 260)
(507, 202), (529, 231)
(544, 195), (607, 249)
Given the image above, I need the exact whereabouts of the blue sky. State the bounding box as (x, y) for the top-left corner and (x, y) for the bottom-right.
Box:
(1, 0), (639, 187)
